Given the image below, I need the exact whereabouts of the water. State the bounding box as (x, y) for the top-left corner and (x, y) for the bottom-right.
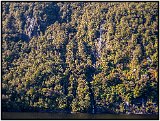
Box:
(2, 112), (159, 120)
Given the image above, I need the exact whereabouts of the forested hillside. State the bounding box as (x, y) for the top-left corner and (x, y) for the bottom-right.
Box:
(2, 2), (158, 114)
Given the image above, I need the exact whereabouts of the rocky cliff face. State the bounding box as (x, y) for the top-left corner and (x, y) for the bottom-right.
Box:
(25, 17), (39, 38)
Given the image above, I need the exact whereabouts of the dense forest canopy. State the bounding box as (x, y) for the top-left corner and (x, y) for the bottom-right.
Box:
(1, 2), (158, 114)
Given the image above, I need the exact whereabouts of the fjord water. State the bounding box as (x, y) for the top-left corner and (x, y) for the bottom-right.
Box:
(2, 112), (159, 120)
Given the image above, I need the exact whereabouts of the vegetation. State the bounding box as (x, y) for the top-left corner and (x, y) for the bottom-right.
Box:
(2, 2), (158, 114)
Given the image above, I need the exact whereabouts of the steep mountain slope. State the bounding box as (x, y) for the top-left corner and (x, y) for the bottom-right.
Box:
(2, 2), (158, 113)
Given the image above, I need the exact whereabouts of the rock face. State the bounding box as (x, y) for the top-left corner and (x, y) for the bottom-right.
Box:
(25, 17), (40, 38)
(95, 19), (106, 57)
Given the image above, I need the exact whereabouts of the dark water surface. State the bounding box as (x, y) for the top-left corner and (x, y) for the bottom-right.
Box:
(2, 112), (159, 120)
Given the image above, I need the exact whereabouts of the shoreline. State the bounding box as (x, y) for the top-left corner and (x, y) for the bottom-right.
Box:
(2, 112), (159, 120)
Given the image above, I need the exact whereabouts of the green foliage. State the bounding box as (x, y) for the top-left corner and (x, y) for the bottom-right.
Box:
(2, 2), (158, 113)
